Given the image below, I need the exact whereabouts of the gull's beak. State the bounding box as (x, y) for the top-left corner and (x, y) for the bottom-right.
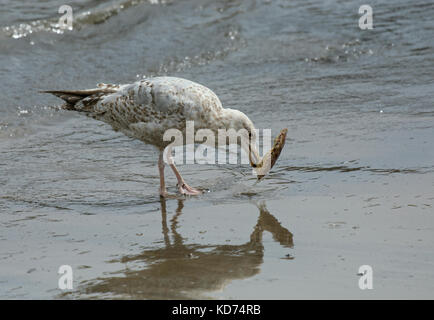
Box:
(249, 128), (288, 180)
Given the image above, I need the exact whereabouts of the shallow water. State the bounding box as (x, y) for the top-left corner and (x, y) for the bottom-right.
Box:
(1, 0), (434, 299)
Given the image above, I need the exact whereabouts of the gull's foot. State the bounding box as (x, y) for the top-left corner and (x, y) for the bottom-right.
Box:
(159, 189), (169, 198)
(178, 183), (202, 196)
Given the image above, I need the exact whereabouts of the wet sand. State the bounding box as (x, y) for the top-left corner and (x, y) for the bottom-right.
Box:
(1, 160), (433, 299)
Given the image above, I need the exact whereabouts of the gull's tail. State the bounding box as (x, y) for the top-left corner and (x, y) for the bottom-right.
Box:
(41, 87), (117, 111)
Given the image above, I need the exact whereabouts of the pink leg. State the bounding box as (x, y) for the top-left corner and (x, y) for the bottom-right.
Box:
(165, 147), (201, 196)
(170, 163), (202, 195)
(158, 151), (168, 198)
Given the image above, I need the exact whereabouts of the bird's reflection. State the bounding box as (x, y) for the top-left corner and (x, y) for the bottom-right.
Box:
(78, 199), (293, 299)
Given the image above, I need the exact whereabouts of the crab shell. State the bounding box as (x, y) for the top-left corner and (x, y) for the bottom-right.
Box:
(255, 128), (288, 180)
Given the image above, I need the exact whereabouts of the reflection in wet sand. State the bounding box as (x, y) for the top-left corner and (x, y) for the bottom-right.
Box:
(72, 200), (293, 299)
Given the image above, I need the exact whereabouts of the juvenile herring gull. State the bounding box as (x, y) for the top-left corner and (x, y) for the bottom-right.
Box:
(43, 77), (287, 197)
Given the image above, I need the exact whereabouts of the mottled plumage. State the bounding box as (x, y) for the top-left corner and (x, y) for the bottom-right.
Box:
(47, 77), (251, 148)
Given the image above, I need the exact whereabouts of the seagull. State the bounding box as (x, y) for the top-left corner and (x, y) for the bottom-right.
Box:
(43, 77), (287, 197)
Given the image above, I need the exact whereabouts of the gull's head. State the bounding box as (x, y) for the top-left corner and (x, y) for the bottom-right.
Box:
(221, 108), (256, 136)
(220, 107), (256, 151)
(221, 108), (287, 180)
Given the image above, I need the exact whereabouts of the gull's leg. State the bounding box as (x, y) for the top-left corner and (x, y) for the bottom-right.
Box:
(158, 150), (168, 198)
(169, 163), (202, 195)
(165, 147), (201, 196)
